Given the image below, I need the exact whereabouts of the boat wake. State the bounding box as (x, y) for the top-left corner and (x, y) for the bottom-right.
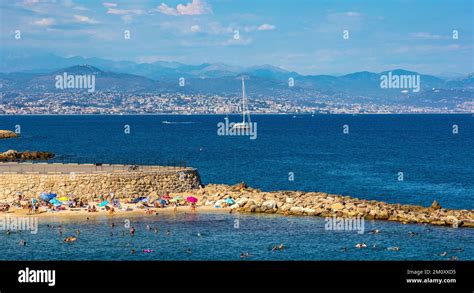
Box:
(162, 121), (198, 124)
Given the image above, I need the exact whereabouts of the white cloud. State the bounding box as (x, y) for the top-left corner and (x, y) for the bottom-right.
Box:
(73, 15), (99, 24)
(107, 8), (144, 15)
(23, 0), (39, 5)
(156, 0), (212, 16)
(73, 6), (88, 11)
(157, 3), (178, 15)
(257, 23), (275, 31)
(103, 2), (117, 8)
(190, 24), (201, 32)
(32, 18), (55, 26)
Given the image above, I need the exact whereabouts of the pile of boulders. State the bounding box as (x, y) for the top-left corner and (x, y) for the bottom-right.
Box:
(0, 150), (55, 161)
(0, 130), (17, 139)
(188, 183), (474, 228)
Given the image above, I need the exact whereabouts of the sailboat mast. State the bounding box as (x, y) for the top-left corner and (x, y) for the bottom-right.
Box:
(241, 77), (246, 123)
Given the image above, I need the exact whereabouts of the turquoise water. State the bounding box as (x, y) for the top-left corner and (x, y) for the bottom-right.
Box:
(1, 213), (473, 260)
(0, 114), (473, 260)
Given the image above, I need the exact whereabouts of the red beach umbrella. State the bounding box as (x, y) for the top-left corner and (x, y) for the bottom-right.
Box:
(186, 196), (198, 203)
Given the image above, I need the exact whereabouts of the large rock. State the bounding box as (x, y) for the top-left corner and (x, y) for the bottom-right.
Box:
(302, 208), (316, 215)
(330, 203), (344, 211)
(236, 198), (249, 207)
(290, 206), (304, 215)
(0, 130), (17, 139)
(280, 204), (293, 211)
(430, 200), (441, 210)
(261, 200), (277, 210)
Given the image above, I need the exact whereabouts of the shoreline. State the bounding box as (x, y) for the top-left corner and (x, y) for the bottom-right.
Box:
(1, 183), (473, 228)
(0, 204), (230, 222)
(0, 113), (473, 116)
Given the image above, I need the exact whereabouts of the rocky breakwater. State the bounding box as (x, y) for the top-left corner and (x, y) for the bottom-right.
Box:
(0, 150), (55, 162)
(0, 130), (18, 139)
(193, 184), (474, 228)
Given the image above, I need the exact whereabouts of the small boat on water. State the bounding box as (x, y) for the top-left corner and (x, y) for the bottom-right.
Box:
(232, 77), (252, 130)
(162, 121), (196, 124)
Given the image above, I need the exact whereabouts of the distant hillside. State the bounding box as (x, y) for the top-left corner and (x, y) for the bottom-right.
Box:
(0, 54), (473, 107)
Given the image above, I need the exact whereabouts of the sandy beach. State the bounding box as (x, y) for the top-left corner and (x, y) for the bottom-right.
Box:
(0, 200), (231, 221)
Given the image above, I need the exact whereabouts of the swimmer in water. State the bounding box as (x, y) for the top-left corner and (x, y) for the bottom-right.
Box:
(185, 248), (192, 254)
(19, 240), (26, 246)
(75, 229), (80, 235)
(63, 236), (77, 243)
(146, 225), (151, 231)
(355, 243), (367, 248)
(130, 227), (135, 237)
(240, 252), (250, 258)
(166, 230), (170, 235)
(130, 249), (136, 254)
(279, 244), (284, 250)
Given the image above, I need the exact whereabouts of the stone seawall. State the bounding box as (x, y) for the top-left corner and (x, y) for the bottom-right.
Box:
(0, 163), (201, 199)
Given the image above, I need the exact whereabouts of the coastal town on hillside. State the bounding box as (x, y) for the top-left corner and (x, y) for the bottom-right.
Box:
(0, 91), (472, 115)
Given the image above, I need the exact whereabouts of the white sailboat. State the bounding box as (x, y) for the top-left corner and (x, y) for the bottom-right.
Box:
(232, 77), (252, 130)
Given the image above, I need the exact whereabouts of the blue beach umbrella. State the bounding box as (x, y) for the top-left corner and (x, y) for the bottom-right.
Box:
(98, 201), (109, 207)
(158, 199), (167, 205)
(49, 198), (62, 207)
(225, 198), (235, 205)
(39, 193), (50, 201)
(131, 197), (146, 204)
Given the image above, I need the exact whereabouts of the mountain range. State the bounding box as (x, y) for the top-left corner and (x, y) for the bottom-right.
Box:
(0, 53), (473, 106)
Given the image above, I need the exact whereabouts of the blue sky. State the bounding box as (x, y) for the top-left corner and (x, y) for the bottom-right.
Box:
(1, 0), (473, 75)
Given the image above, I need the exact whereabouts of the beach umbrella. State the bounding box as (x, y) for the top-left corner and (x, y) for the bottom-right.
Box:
(131, 197), (146, 204)
(161, 194), (171, 200)
(39, 193), (50, 201)
(173, 195), (184, 201)
(58, 197), (69, 202)
(98, 200), (108, 207)
(158, 199), (167, 205)
(49, 198), (62, 207)
(169, 198), (178, 203)
(186, 196), (198, 203)
(225, 198), (235, 205)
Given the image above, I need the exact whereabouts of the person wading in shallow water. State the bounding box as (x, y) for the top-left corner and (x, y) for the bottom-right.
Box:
(129, 227), (135, 237)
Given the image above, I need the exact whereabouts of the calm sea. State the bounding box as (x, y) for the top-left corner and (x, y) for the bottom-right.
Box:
(0, 114), (473, 260)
